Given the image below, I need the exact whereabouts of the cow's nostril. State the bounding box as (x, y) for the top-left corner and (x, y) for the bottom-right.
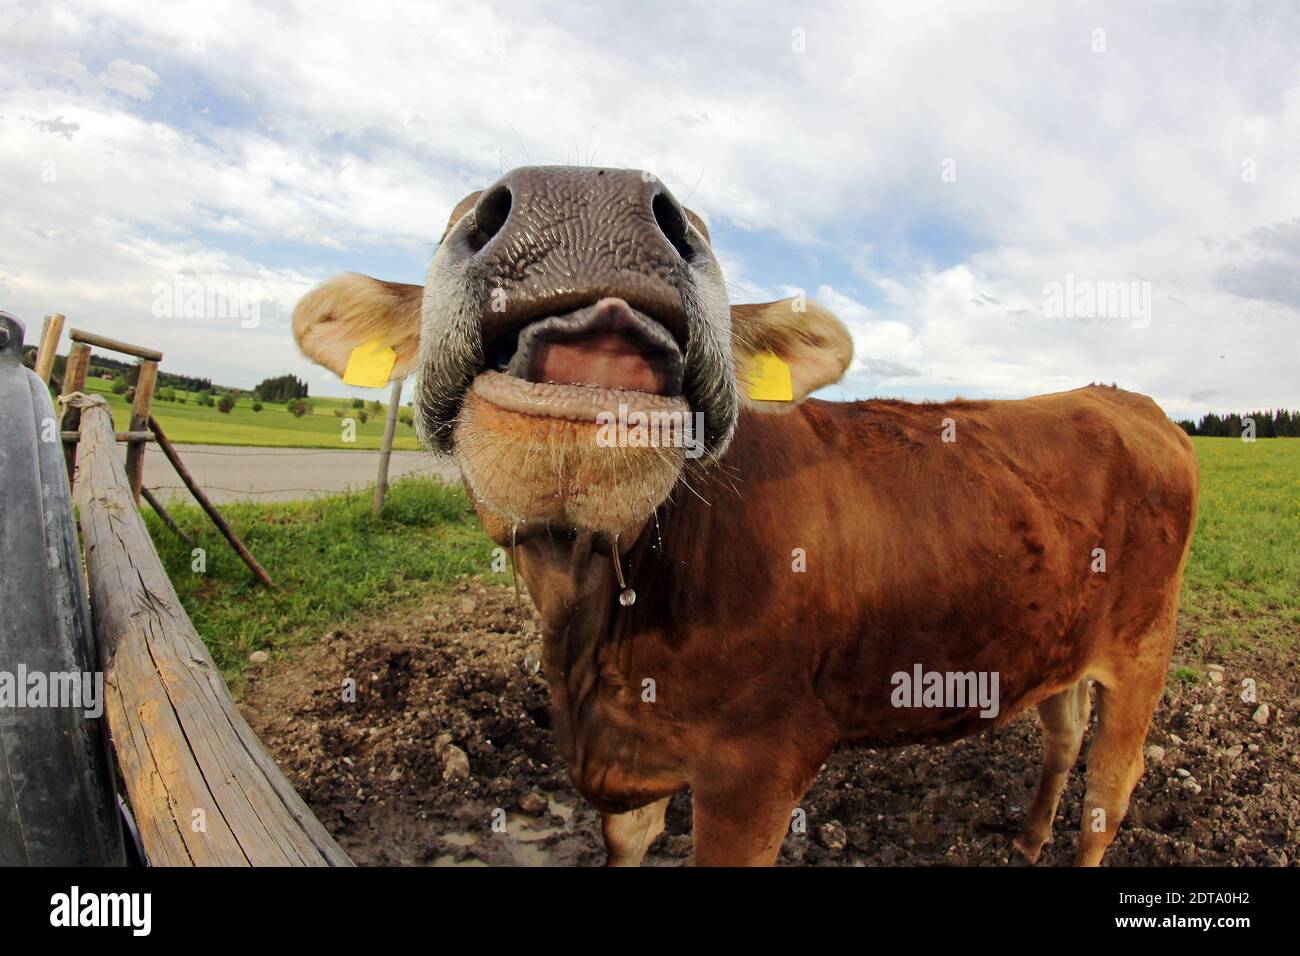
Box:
(469, 185), (512, 252)
(652, 192), (693, 261)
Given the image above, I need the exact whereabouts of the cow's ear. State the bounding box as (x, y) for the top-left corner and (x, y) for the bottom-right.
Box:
(731, 298), (853, 407)
(292, 274), (423, 382)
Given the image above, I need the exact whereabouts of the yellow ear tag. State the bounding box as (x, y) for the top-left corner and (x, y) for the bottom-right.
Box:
(342, 338), (397, 387)
(747, 351), (794, 401)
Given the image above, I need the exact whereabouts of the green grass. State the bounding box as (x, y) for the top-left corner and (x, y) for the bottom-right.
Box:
(1180, 437), (1300, 656)
(80, 376), (422, 450)
(144, 435), (1297, 686)
(143, 478), (496, 684)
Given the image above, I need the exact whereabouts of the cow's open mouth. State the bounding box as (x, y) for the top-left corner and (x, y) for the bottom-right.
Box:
(471, 298), (689, 420)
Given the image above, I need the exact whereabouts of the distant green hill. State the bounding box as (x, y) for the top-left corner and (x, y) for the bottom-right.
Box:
(80, 375), (420, 451)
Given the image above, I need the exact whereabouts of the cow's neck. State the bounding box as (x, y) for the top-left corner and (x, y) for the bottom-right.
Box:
(510, 528), (632, 779)
(500, 408), (789, 793)
(510, 488), (717, 785)
(511, 410), (775, 698)
(518, 528), (618, 673)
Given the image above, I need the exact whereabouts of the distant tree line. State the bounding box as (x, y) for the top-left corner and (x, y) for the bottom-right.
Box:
(1176, 410), (1300, 438)
(158, 369), (214, 393)
(85, 354), (131, 375)
(254, 374), (309, 402)
(86, 353), (213, 393)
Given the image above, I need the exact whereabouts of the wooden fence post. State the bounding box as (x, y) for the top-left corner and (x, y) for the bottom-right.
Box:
(141, 486), (194, 546)
(372, 378), (404, 517)
(148, 415), (273, 588)
(125, 358), (158, 503)
(34, 312), (65, 384)
(59, 341), (90, 479)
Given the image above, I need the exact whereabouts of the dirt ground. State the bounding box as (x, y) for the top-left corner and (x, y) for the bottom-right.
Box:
(241, 581), (1298, 866)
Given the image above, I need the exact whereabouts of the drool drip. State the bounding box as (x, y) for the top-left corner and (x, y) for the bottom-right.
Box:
(611, 532), (636, 607)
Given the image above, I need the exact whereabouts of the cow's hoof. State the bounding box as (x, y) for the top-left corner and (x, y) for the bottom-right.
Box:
(1011, 833), (1045, 865)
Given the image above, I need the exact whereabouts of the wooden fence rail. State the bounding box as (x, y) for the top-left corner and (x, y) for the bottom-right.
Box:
(70, 393), (351, 866)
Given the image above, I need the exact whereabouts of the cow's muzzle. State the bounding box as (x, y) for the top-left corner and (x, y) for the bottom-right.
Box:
(413, 165), (737, 534)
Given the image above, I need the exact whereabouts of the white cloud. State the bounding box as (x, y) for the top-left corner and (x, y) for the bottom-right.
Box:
(96, 59), (159, 100)
(0, 0), (1295, 415)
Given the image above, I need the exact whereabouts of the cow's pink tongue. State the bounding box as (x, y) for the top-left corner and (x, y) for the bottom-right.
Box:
(531, 332), (667, 394)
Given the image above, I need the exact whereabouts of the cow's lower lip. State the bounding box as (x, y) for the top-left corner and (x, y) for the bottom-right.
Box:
(470, 370), (689, 422)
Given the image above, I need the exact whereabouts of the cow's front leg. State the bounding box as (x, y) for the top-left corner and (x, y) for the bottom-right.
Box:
(691, 788), (799, 866)
(602, 797), (670, 867)
(689, 737), (830, 866)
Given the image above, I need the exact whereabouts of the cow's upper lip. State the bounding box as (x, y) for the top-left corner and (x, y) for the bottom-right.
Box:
(483, 297), (685, 397)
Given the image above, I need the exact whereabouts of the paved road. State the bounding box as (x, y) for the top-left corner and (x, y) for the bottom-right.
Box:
(138, 444), (461, 504)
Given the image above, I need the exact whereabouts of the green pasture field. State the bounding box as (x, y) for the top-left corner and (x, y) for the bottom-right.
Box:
(145, 478), (494, 685)
(78, 375), (422, 450)
(1178, 437), (1299, 660)
(145, 436), (1298, 684)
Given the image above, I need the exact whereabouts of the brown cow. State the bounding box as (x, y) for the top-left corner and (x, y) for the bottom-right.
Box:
(293, 166), (1199, 866)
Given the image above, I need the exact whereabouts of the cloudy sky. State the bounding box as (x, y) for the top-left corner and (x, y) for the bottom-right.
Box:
(2, 0), (1297, 418)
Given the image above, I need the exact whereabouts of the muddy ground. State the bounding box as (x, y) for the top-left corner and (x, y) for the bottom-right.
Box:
(241, 581), (1298, 866)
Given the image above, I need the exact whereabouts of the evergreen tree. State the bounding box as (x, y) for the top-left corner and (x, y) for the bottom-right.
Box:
(254, 374), (309, 402)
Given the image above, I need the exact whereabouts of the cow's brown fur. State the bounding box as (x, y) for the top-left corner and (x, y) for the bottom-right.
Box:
(498, 385), (1198, 865)
(292, 172), (1199, 867)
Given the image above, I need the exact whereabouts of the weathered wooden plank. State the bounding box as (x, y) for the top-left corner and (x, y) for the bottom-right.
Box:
(125, 358), (158, 503)
(70, 395), (350, 867)
(68, 328), (163, 361)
